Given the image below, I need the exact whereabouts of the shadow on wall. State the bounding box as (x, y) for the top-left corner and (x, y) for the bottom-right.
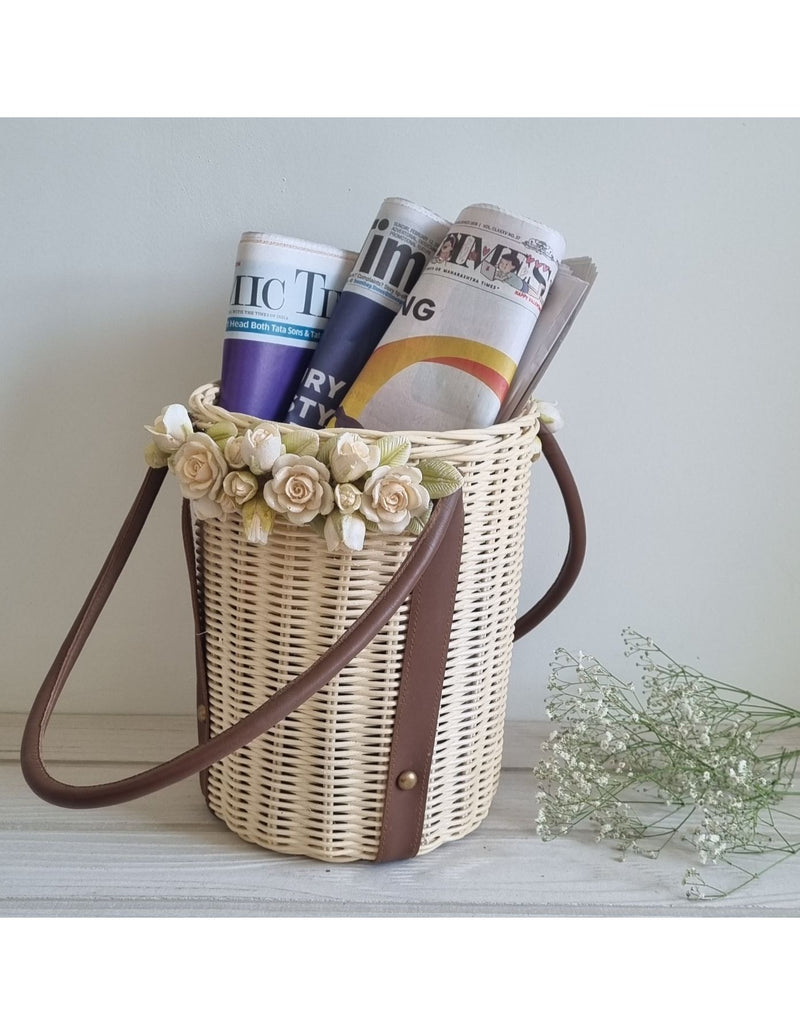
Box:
(8, 276), (225, 715)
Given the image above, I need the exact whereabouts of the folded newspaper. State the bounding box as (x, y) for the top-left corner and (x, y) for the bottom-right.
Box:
(333, 204), (569, 432)
(495, 256), (597, 422)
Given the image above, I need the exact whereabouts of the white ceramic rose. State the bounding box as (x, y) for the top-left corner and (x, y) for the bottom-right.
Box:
(329, 432), (380, 483)
(263, 454), (335, 525)
(146, 400), (475, 551)
(220, 470), (259, 513)
(239, 422), (283, 476)
(170, 432), (227, 502)
(334, 482), (362, 515)
(359, 465), (431, 534)
(223, 435), (247, 469)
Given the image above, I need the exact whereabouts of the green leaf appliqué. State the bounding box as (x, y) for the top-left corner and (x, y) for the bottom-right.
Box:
(281, 428), (320, 457)
(417, 459), (463, 499)
(377, 435), (412, 468)
(406, 502), (433, 536)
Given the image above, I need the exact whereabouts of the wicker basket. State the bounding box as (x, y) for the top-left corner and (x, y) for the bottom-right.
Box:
(188, 384), (539, 861)
(21, 383), (584, 865)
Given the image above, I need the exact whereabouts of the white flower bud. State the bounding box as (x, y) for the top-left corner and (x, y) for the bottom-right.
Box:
(537, 400), (564, 432)
(324, 511), (366, 553)
(334, 482), (362, 515)
(239, 422), (282, 476)
(329, 432), (380, 483)
(145, 403), (193, 453)
(241, 496), (274, 546)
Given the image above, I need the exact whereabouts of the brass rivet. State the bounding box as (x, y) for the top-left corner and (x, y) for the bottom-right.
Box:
(397, 770), (418, 791)
(197, 705), (208, 723)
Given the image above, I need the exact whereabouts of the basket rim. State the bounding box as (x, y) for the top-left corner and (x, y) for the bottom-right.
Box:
(188, 382), (540, 448)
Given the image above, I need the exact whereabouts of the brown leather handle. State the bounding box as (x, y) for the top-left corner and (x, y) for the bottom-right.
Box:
(514, 425), (586, 641)
(20, 428), (584, 809)
(20, 468), (465, 808)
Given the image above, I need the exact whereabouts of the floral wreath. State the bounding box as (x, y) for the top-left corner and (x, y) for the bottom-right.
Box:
(145, 401), (561, 553)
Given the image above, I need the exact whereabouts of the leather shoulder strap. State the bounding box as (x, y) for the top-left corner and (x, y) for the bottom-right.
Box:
(376, 489), (464, 861)
(514, 425), (586, 640)
(20, 468), (464, 810)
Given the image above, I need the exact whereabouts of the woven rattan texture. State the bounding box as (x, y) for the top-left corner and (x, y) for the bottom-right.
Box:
(190, 384), (539, 861)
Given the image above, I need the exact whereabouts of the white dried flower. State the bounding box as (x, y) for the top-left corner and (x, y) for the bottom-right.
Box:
(534, 632), (800, 900)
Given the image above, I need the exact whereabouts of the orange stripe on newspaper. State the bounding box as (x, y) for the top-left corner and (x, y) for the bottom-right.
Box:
(425, 356), (510, 400)
(340, 336), (517, 420)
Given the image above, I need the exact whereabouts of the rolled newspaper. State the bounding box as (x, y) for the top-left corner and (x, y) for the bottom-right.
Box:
(285, 198), (450, 428)
(218, 233), (356, 420)
(334, 204), (566, 431)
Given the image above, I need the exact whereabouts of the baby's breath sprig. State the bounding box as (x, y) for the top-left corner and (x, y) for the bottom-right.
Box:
(535, 630), (800, 899)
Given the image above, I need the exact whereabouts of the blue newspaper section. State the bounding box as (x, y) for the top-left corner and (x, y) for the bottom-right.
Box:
(285, 291), (395, 427)
(217, 234), (354, 421)
(284, 198), (450, 429)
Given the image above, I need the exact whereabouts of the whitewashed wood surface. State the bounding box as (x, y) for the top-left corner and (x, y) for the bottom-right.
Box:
(2, 714), (799, 917)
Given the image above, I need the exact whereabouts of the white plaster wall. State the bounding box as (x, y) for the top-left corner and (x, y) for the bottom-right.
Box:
(3, 117), (799, 718)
